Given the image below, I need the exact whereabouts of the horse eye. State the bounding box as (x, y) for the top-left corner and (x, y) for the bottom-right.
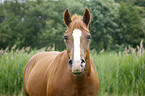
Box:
(86, 35), (91, 40)
(64, 36), (68, 41)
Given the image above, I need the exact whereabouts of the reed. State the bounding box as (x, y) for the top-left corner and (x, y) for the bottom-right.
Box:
(91, 40), (145, 96)
(0, 42), (145, 95)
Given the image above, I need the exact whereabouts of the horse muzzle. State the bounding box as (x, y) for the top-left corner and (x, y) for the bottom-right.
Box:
(68, 58), (86, 75)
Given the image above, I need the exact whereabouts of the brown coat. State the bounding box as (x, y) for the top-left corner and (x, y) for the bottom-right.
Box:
(23, 50), (99, 96)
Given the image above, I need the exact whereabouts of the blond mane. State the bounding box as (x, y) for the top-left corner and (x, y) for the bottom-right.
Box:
(66, 14), (89, 32)
(71, 14), (82, 21)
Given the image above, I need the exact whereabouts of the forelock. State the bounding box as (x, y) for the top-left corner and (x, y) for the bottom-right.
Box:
(65, 14), (89, 33)
(71, 14), (82, 21)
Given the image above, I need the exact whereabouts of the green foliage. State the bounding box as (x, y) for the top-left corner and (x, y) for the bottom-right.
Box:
(134, 0), (145, 7)
(85, 0), (119, 50)
(0, 1), (24, 48)
(0, 0), (86, 50)
(136, 6), (145, 18)
(113, 3), (145, 49)
(114, 0), (145, 9)
(114, 0), (136, 4)
(0, 0), (145, 51)
(36, 0), (85, 50)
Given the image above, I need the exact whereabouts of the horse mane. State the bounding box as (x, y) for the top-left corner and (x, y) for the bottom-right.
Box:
(69, 14), (89, 32)
(71, 14), (82, 21)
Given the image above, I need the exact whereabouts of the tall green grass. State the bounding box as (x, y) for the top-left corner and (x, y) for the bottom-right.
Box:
(0, 44), (145, 96)
(91, 52), (145, 96)
(0, 47), (44, 95)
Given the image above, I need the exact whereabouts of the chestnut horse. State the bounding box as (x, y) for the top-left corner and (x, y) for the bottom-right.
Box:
(23, 8), (99, 96)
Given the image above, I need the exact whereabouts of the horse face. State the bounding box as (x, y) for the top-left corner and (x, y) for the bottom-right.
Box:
(63, 8), (91, 75)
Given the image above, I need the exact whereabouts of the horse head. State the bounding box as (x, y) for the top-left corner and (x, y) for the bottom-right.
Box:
(63, 8), (91, 75)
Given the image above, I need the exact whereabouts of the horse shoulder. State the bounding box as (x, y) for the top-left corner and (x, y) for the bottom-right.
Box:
(46, 51), (73, 95)
(24, 51), (60, 96)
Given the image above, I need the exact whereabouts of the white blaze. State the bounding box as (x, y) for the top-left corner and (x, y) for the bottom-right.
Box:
(72, 29), (82, 72)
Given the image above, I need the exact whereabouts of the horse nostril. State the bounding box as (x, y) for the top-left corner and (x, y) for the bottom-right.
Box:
(80, 58), (85, 68)
(68, 59), (73, 68)
(81, 64), (83, 67)
(81, 58), (85, 64)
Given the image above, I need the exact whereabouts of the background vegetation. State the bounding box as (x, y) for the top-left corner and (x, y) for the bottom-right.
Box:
(0, 0), (145, 51)
(0, 42), (145, 96)
(0, 0), (145, 95)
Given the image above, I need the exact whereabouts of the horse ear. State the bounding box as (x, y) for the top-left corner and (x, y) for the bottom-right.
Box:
(64, 9), (72, 26)
(83, 8), (91, 26)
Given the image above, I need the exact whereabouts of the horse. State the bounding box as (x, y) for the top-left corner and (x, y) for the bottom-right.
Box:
(23, 8), (99, 96)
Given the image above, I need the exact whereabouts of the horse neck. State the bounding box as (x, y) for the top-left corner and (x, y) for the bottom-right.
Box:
(85, 50), (91, 76)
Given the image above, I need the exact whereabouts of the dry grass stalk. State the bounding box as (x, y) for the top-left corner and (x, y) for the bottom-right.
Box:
(12, 44), (16, 50)
(52, 43), (55, 51)
(25, 46), (30, 52)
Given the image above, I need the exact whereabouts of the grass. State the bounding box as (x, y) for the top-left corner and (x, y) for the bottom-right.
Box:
(91, 52), (145, 96)
(0, 47), (44, 95)
(0, 44), (145, 96)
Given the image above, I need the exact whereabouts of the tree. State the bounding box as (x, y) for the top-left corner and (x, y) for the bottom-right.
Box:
(0, 1), (25, 48)
(113, 3), (145, 48)
(36, 0), (86, 50)
(85, 0), (119, 50)
(134, 0), (145, 7)
(0, 0), (86, 50)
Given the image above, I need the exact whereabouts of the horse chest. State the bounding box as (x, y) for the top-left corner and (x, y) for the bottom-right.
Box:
(50, 85), (97, 96)
(47, 77), (97, 96)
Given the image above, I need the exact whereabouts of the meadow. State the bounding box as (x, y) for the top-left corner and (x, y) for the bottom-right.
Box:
(0, 42), (145, 96)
